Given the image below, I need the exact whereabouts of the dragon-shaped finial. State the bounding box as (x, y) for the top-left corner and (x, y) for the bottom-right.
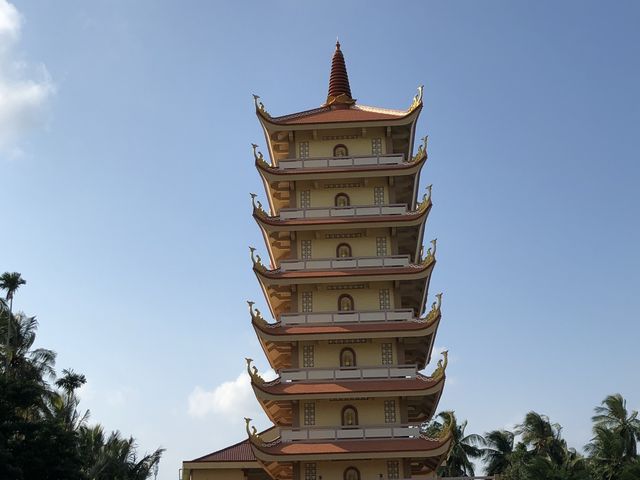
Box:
(424, 238), (437, 263)
(244, 417), (260, 442)
(410, 135), (429, 163)
(252, 94), (269, 116)
(251, 143), (270, 167)
(247, 300), (267, 326)
(245, 357), (264, 385)
(410, 85), (424, 111)
(426, 293), (443, 322)
(250, 193), (266, 215)
(431, 350), (449, 380)
(249, 246), (265, 270)
(417, 184), (433, 211)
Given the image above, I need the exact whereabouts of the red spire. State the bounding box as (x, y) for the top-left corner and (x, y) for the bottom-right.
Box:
(324, 40), (355, 107)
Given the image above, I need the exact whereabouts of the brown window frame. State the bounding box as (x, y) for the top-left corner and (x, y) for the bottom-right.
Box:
(334, 192), (350, 207)
(333, 144), (349, 157)
(338, 294), (354, 312)
(341, 405), (359, 427)
(336, 243), (352, 258)
(340, 347), (357, 367)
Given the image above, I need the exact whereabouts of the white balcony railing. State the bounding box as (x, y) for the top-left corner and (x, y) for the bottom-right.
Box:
(278, 153), (404, 170)
(279, 255), (410, 272)
(279, 204), (407, 220)
(279, 365), (417, 382)
(280, 423), (422, 442)
(280, 308), (414, 325)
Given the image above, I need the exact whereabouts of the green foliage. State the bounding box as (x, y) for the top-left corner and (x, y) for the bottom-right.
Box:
(0, 272), (163, 480)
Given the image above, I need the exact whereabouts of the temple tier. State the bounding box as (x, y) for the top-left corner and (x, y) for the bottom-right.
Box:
(183, 42), (452, 480)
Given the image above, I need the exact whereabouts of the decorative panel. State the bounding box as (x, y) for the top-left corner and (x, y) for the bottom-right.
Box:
(376, 237), (388, 256)
(379, 288), (391, 310)
(299, 141), (309, 159)
(300, 190), (311, 209)
(301, 240), (312, 260)
(302, 344), (315, 367)
(381, 343), (393, 366)
(387, 460), (400, 479)
(303, 403), (315, 426)
(301, 291), (313, 312)
(374, 186), (385, 205)
(372, 137), (383, 155)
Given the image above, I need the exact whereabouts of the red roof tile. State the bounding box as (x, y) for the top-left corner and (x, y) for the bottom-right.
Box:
(190, 439), (255, 462)
(255, 436), (450, 456)
(254, 374), (443, 396)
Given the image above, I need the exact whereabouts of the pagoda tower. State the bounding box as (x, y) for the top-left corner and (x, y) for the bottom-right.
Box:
(183, 42), (452, 480)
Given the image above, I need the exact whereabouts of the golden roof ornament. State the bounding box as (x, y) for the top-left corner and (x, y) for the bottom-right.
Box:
(247, 300), (268, 327)
(430, 350), (449, 380)
(251, 143), (271, 167)
(252, 94), (270, 117)
(250, 193), (267, 216)
(426, 293), (443, 323)
(249, 246), (267, 271)
(417, 184), (433, 212)
(245, 358), (265, 385)
(410, 135), (428, 163)
(409, 85), (424, 112)
(244, 417), (261, 444)
(423, 238), (437, 264)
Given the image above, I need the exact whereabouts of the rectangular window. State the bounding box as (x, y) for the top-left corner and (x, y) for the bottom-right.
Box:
(301, 291), (313, 313)
(381, 343), (393, 366)
(376, 237), (388, 257)
(303, 402), (315, 426)
(299, 141), (310, 159)
(379, 289), (391, 310)
(300, 190), (311, 209)
(301, 240), (312, 260)
(303, 344), (314, 367)
(387, 460), (400, 479)
(373, 186), (385, 205)
(384, 400), (397, 424)
(304, 463), (316, 480)
(371, 137), (383, 155)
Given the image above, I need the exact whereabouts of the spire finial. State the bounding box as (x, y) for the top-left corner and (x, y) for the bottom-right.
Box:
(323, 39), (355, 107)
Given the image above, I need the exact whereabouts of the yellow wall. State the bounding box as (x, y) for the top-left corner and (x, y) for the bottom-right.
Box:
(297, 281), (395, 312)
(296, 178), (388, 208)
(298, 338), (396, 368)
(297, 228), (391, 259)
(300, 398), (401, 426)
(294, 127), (387, 158)
(310, 459), (404, 480)
(190, 469), (244, 480)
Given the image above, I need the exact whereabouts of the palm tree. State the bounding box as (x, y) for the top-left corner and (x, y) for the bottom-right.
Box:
(1, 312), (56, 380)
(79, 426), (164, 480)
(0, 272), (26, 363)
(516, 411), (566, 464)
(55, 368), (87, 395)
(592, 394), (640, 459)
(436, 411), (485, 476)
(483, 429), (515, 475)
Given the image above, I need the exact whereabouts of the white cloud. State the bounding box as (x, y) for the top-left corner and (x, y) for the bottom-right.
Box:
(0, 0), (54, 158)
(188, 369), (275, 420)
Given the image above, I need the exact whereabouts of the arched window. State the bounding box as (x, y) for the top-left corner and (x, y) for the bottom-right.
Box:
(336, 243), (352, 258)
(338, 294), (354, 312)
(333, 144), (348, 157)
(334, 193), (350, 207)
(343, 467), (361, 480)
(341, 405), (359, 427)
(340, 347), (356, 367)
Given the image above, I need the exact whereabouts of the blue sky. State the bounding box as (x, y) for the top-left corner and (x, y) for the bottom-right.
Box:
(1, 1), (639, 478)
